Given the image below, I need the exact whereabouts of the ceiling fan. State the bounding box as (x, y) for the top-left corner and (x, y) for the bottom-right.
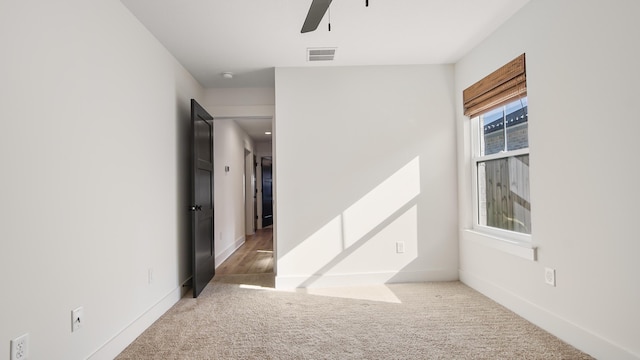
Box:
(301, 0), (332, 33)
(301, 0), (369, 33)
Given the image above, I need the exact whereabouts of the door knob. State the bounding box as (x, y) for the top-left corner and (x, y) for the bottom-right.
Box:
(189, 205), (203, 211)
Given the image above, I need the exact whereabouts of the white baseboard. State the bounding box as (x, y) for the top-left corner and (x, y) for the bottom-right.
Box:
(215, 235), (245, 268)
(459, 270), (639, 360)
(87, 278), (191, 360)
(276, 269), (457, 289)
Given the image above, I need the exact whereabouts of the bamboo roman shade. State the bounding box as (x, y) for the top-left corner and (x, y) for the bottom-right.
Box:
(463, 54), (527, 118)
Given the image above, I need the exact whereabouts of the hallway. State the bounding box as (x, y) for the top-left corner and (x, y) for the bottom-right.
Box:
(216, 227), (274, 275)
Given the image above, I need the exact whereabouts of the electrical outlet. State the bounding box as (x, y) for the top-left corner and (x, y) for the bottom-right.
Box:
(71, 307), (84, 332)
(544, 267), (556, 286)
(396, 241), (405, 253)
(10, 333), (29, 360)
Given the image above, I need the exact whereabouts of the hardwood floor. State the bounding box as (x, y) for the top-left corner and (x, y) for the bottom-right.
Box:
(216, 227), (274, 275)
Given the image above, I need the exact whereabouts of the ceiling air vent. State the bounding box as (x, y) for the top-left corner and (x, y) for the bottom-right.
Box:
(307, 47), (336, 62)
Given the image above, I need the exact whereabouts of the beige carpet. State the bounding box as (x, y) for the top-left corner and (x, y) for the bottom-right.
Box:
(116, 274), (593, 359)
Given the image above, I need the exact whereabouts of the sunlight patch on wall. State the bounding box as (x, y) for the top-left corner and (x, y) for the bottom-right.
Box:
(342, 157), (420, 248)
(336, 204), (418, 275)
(278, 157), (421, 287)
(278, 215), (344, 275)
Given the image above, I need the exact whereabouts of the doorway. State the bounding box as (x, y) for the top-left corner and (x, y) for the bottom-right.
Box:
(244, 148), (256, 236)
(261, 156), (273, 228)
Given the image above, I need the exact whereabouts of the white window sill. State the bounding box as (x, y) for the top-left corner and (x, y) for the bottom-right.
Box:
(462, 229), (537, 261)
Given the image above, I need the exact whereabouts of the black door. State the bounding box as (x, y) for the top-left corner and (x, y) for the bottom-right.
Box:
(190, 99), (215, 298)
(261, 157), (273, 227)
(253, 155), (258, 231)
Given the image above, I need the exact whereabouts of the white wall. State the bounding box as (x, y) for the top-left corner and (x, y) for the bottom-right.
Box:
(255, 141), (273, 159)
(0, 1), (204, 359)
(454, 1), (640, 359)
(203, 87), (275, 118)
(275, 65), (458, 288)
(204, 87), (275, 107)
(210, 119), (254, 266)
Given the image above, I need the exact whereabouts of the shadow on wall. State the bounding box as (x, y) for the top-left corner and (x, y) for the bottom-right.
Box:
(278, 157), (421, 288)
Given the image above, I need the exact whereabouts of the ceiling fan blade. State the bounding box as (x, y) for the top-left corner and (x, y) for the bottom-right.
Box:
(301, 0), (332, 33)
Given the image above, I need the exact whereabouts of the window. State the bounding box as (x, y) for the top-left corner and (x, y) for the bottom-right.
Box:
(464, 54), (531, 241)
(475, 98), (530, 235)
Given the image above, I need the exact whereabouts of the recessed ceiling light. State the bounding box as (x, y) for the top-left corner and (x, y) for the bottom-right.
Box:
(221, 72), (234, 79)
(265, 131), (272, 135)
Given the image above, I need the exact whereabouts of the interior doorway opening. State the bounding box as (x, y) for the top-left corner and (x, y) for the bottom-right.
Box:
(261, 156), (273, 228)
(244, 148), (256, 236)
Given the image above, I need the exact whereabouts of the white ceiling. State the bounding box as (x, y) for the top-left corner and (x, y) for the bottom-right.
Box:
(121, 0), (529, 88)
(120, 0), (529, 141)
(231, 117), (274, 143)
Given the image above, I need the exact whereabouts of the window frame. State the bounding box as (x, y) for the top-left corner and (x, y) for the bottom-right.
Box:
(470, 103), (532, 245)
